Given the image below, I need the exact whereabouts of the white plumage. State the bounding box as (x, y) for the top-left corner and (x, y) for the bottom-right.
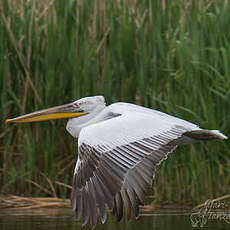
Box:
(67, 96), (227, 228)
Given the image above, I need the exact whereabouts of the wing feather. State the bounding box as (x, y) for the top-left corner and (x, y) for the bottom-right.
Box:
(114, 192), (123, 221)
(120, 188), (132, 220)
(81, 188), (89, 226)
(94, 173), (114, 210)
(90, 175), (107, 223)
(87, 181), (98, 227)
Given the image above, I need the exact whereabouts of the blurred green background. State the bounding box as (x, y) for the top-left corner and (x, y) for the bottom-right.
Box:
(0, 0), (229, 205)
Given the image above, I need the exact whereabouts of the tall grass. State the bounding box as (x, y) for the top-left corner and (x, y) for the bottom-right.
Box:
(0, 0), (229, 205)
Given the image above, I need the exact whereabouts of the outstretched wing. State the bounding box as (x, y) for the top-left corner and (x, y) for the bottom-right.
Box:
(70, 111), (199, 227)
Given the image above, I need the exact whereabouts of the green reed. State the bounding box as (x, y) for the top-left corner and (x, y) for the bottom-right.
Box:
(0, 0), (229, 205)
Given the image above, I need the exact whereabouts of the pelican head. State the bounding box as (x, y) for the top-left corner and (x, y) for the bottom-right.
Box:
(6, 96), (106, 137)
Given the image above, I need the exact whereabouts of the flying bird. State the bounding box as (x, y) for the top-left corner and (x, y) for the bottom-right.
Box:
(6, 96), (227, 228)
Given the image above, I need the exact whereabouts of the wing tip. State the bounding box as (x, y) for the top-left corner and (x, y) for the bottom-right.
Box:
(184, 129), (228, 141)
(211, 130), (228, 140)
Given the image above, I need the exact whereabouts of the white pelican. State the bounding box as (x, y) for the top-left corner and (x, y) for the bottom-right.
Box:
(6, 96), (227, 227)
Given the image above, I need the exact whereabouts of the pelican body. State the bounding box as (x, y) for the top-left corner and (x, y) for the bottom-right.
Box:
(6, 96), (227, 228)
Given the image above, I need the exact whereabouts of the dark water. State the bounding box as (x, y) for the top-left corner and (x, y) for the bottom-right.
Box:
(0, 209), (229, 230)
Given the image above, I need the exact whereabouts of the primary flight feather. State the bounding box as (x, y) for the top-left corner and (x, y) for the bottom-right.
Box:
(6, 95), (227, 228)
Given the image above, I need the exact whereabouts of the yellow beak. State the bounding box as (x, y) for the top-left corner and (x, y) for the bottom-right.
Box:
(5, 102), (88, 123)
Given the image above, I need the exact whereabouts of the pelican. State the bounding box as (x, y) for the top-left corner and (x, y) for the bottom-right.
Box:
(6, 96), (227, 227)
